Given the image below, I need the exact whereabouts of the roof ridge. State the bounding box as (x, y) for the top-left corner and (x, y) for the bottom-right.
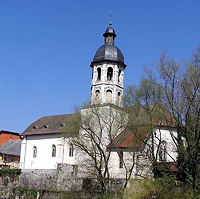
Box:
(0, 130), (20, 134)
(39, 113), (74, 119)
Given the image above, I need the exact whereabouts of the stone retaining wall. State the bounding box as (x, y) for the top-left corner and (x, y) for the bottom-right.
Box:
(19, 164), (83, 191)
(0, 164), (125, 198)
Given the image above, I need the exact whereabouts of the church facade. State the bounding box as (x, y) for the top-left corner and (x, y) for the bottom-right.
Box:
(20, 23), (178, 179)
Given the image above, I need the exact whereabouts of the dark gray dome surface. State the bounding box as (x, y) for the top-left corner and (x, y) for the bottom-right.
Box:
(103, 27), (116, 38)
(93, 44), (124, 63)
(91, 24), (126, 68)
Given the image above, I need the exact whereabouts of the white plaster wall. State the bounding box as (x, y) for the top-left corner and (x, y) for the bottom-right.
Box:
(108, 151), (137, 179)
(151, 128), (177, 162)
(77, 105), (129, 178)
(108, 127), (178, 179)
(62, 138), (76, 165)
(19, 138), (27, 169)
(20, 134), (77, 170)
(20, 134), (61, 169)
(81, 105), (127, 146)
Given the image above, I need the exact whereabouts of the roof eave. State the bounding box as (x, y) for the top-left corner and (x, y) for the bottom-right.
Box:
(90, 60), (126, 68)
(23, 131), (63, 136)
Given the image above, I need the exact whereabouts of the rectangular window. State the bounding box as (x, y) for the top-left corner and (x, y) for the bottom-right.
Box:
(69, 144), (74, 157)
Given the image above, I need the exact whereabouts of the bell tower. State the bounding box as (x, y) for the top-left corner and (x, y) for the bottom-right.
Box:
(90, 22), (126, 106)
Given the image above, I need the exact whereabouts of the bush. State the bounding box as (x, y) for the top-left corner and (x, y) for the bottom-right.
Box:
(11, 187), (42, 199)
(0, 168), (21, 177)
(123, 177), (198, 199)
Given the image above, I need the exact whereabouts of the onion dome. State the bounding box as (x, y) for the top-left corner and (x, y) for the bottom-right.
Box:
(91, 23), (126, 68)
(103, 26), (117, 38)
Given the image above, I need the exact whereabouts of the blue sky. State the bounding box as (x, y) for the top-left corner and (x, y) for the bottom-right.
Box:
(1, 0), (200, 133)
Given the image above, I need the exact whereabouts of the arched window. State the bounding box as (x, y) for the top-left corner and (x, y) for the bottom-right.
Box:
(118, 69), (121, 82)
(107, 67), (113, 81)
(97, 67), (101, 81)
(95, 90), (100, 103)
(159, 141), (167, 161)
(117, 92), (121, 106)
(52, 144), (56, 157)
(69, 144), (74, 157)
(106, 90), (112, 103)
(33, 146), (37, 158)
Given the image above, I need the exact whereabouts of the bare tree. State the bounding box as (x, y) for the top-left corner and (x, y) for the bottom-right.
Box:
(64, 76), (179, 194)
(123, 78), (178, 179)
(124, 47), (200, 193)
(158, 49), (200, 191)
(64, 104), (136, 193)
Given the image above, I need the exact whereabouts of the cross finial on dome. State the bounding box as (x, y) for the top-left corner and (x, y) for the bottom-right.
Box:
(109, 11), (112, 26)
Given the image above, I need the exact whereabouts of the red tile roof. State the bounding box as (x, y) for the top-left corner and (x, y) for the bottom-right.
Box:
(0, 130), (21, 147)
(108, 126), (150, 149)
(108, 105), (177, 149)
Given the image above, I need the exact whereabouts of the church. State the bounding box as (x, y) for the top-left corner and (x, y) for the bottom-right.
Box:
(20, 22), (177, 180)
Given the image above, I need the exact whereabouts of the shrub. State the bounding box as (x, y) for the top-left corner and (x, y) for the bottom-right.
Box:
(0, 168), (21, 177)
(123, 177), (198, 199)
(11, 187), (42, 199)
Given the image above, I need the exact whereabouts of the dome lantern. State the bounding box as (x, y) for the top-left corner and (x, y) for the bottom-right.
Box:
(103, 23), (116, 45)
(91, 24), (126, 68)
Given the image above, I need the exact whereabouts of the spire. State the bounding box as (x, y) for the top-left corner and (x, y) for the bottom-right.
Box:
(109, 11), (112, 26)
